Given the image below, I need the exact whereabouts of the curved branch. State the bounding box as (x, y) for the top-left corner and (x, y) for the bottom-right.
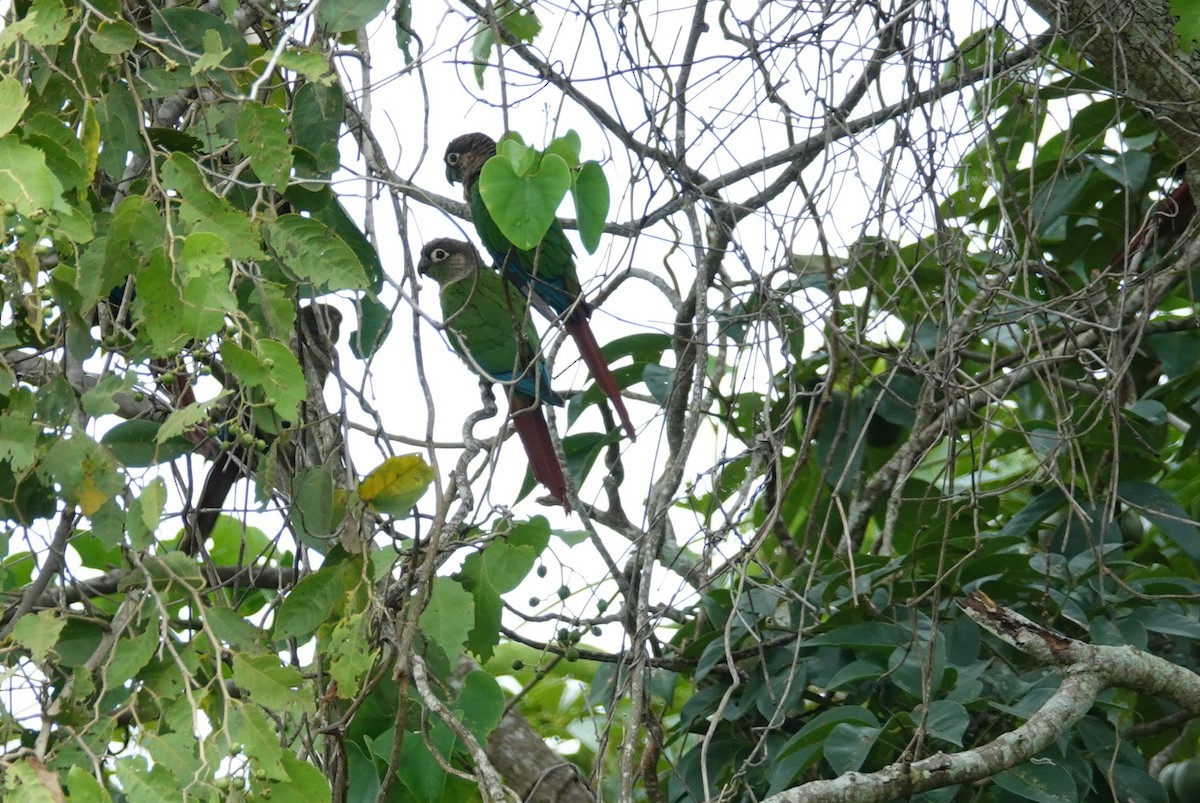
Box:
(764, 592), (1200, 802)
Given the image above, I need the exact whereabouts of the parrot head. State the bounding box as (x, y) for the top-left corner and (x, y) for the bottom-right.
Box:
(418, 238), (483, 285)
(444, 132), (497, 187)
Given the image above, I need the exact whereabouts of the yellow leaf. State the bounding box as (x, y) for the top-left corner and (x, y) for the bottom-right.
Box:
(359, 454), (433, 517)
(77, 472), (108, 516)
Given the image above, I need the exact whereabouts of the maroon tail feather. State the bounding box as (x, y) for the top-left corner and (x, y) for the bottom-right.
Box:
(510, 394), (570, 511)
(564, 318), (636, 440)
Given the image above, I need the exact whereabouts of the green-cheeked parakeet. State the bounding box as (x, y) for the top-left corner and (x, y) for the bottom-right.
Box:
(444, 132), (636, 441)
(418, 237), (570, 509)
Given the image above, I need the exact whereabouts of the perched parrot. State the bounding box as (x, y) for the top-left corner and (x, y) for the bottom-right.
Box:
(183, 303), (343, 554)
(444, 132), (636, 441)
(418, 237), (570, 510)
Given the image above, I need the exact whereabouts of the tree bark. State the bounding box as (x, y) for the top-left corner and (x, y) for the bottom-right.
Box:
(1026, 0), (1200, 161)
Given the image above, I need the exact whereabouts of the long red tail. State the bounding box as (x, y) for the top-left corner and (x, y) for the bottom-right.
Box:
(510, 395), (570, 511)
(565, 318), (636, 440)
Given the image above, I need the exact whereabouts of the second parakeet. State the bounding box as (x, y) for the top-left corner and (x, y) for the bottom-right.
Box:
(418, 237), (570, 509)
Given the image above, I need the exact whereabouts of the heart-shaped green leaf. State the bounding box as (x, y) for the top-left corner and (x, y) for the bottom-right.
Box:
(479, 152), (571, 250)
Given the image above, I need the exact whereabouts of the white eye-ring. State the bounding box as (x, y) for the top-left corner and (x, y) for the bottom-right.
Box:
(446, 152), (460, 165)
(430, 247), (449, 262)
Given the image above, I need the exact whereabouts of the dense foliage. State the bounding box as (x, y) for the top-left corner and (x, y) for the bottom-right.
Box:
(2, 1), (1200, 802)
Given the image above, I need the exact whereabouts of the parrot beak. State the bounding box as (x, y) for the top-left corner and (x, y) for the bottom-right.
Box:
(445, 164), (459, 185)
(417, 257), (429, 277)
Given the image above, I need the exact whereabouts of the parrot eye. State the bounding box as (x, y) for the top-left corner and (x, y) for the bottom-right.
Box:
(446, 152), (460, 165)
(430, 247), (449, 262)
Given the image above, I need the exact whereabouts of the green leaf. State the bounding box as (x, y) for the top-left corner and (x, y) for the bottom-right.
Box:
(0, 78), (29, 137)
(642, 363), (674, 405)
(276, 49), (333, 83)
(1031, 168), (1091, 235)
(396, 716), (458, 799)
(1118, 480), (1200, 561)
(1000, 487), (1067, 537)
(17, 753), (71, 792)
(40, 433), (123, 516)
(805, 623), (912, 650)
(292, 82), (344, 178)
(394, 0), (414, 63)
(266, 752), (331, 801)
(126, 477), (166, 549)
(12, 610), (65, 662)
(453, 670), (505, 741)
(133, 247), (231, 357)
(284, 186), (384, 291)
(823, 723), (879, 774)
(24, 113), (90, 195)
(114, 756), (181, 800)
(22, 0), (73, 46)
(289, 466), (337, 538)
(206, 606), (264, 650)
(141, 732), (200, 787)
(459, 517), (550, 660)
(554, 527), (589, 547)
(156, 397), (219, 444)
(771, 706), (882, 786)
(544, 131), (581, 168)
(0, 409), (38, 474)
(81, 370), (135, 418)
(94, 194), (163, 300)
(266, 214), (369, 291)
(91, 19), (138, 54)
(325, 611), (375, 696)
(231, 653), (315, 714)
(1130, 607), (1200, 639)
(496, 135), (537, 176)
(67, 766), (113, 803)
(0, 135), (64, 215)
(359, 454), (434, 517)
(104, 622), (159, 687)
(918, 700), (970, 746)
(1174, 0), (1200, 52)
(273, 564), (351, 641)
(190, 28), (231, 75)
(256, 338), (307, 423)
(237, 102), (292, 190)
(420, 577), (474, 660)
(71, 532), (122, 573)
(316, 0), (388, 32)
(102, 419), (192, 467)
(207, 517), (271, 565)
(229, 702), (287, 780)
(992, 761), (1079, 803)
(220, 338), (306, 425)
(151, 7), (248, 76)
(96, 82), (144, 178)
(161, 152), (263, 261)
(479, 152), (571, 250)
(1110, 765), (1169, 803)
(498, 0), (541, 41)
(351, 294), (391, 358)
(573, 160), (609, 253)
(134, 67), (197, 99)
(472, 25), (496, 88)
(1087, 151), (1150, 193)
